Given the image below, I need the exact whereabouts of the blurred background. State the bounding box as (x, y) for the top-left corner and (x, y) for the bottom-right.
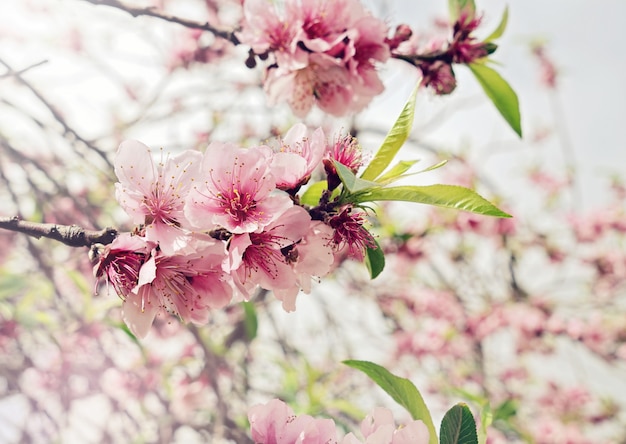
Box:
(1, 0), (625, 443)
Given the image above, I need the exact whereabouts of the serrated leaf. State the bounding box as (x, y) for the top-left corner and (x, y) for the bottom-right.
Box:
(353, 185), (512, 218)
(360, 84), (419, 181)
(334, 161), (380, 193)
(448, 0), (476, 23)
(484, 6), (509, 42)
(468, 63), (522, 137)
(300, 181), (328, 206)
(440, 403), (478, 444)
(343, 360), (437, 444)
(364, 238), (385, 279)
(242, 301), (258, 340)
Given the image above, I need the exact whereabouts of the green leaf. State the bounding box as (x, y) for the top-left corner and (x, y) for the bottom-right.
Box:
(484, 6), (509, 42)
(300, 180), (328, 206)
(376, 160), (421, 184)
(468, 62), (522, 137)
(448, 0), (476, 22)
(440, 403), (479, 444)
(343, 360), (437, 444)
(334, 160), (380, 193)
(353, 185), (512, 218)
(360, 84), (419, 181)
(415, 159), (449, 175)
(242, 301), (258, 341)
(364, 238), (385, 279)
(493, 399), (517, 422)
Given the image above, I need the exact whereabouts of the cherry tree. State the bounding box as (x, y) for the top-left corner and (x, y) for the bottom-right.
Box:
(1, 0), (624, 443)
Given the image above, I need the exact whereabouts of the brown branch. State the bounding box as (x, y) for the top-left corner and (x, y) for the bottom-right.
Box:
(0, 217), (118, 248)
(80, 0), (240, 45)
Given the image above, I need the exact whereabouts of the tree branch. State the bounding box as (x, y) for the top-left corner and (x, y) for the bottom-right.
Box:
(80, 0), (240, 45)
(0, 217), (118, 248)
(0, 57), (113, 171)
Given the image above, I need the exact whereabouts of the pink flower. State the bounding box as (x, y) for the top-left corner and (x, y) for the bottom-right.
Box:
(228, 206), (311, 300)
(266, 53), (354, 117)
(420, 60), (457, 95)
(270, 123), (326, 191)
(248, 399), (338, 444)
(328, 207), (377, 260)
(114, 140), (201, 254)
(237, 0), (307, 69)
(185, 142), (293, 234)
(274, 221), (335, 311)
(342, 407), (430, 444)
(122, 238), (233, 338)
(94, 233), (154, 298)
(324, 133), (364, 190)
(240, 0), (389, 117)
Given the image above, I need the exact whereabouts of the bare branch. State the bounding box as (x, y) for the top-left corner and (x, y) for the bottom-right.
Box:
(0, 217), (118, 248)
(80, 0), (240, 45)
(0, 59), (48, 79)
(0, 57), (113, 170)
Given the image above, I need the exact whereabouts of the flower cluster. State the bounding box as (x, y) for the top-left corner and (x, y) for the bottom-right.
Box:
(248, 398), (430, 444)
(95, 124), (377, 337)
(237, 0), (390, 117)
(392, 10), (496, 95)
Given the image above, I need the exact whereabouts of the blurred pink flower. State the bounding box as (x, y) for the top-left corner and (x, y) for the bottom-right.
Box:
(343, 407), (430, 444)
(239, 0), (389, 116)
(248, 398), (337, 444)
(237, 0), (307, 69)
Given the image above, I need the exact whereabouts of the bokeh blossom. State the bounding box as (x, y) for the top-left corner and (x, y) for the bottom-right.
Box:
(238, 0), (389, 116)
(248, 399), (430, 444)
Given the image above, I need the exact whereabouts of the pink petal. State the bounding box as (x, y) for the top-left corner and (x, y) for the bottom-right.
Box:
(122, 290), (159, 339)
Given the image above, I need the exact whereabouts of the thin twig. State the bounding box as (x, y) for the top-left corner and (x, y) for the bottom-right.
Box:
(0, 217), (118, 248)
(0, 57), (113, 169)
(80, 0), (240, 44)
(0, 59), (48, 79)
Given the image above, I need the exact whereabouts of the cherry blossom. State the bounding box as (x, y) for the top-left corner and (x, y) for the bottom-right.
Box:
(185, 142), (292, 234)
(248, 398), (337, 444)
(228, 206), (311, 301)
(270, 123), (326, 191)
(324, 133), (364, 190)
(123, 238), (233, 338)
(238, 0), (390, 116)
(114, 140), (201, 254)
(328, 207), (377, 260)
(94, 233), (155, 299)
(274, 220), (336, 311)
(345, 407), (430, 444)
